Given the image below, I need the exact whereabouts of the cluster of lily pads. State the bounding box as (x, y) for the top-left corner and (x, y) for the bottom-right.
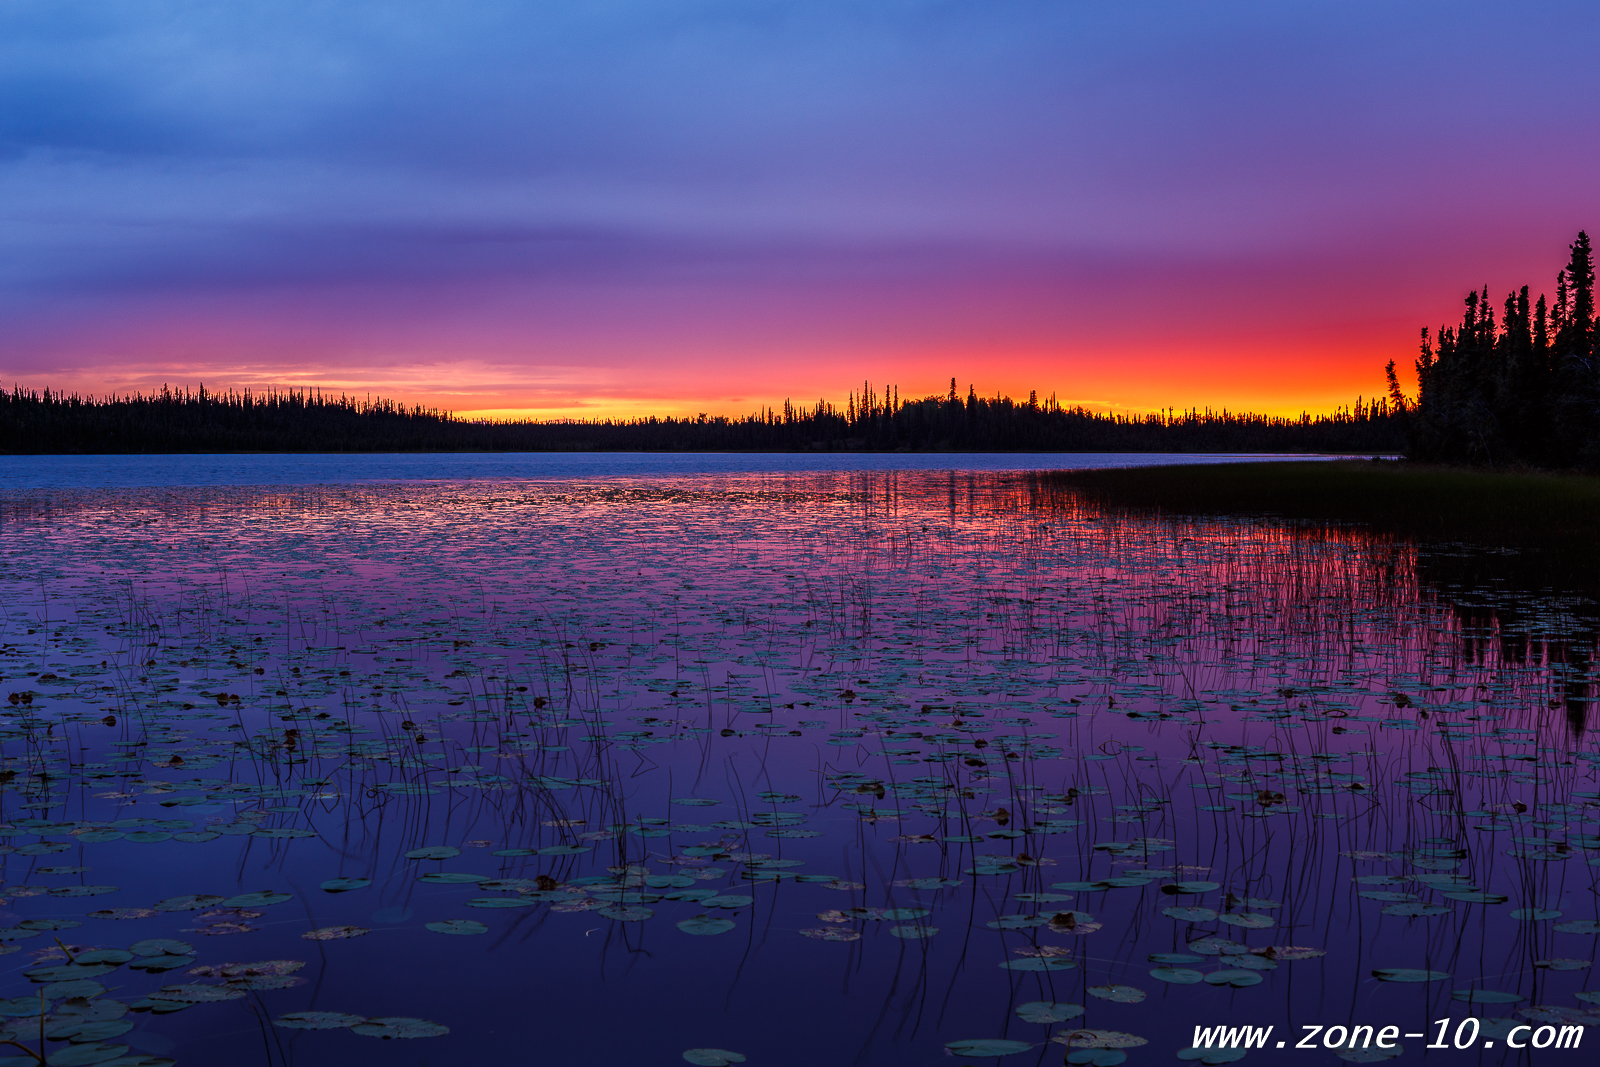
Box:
(0, 475), (1595, 1063)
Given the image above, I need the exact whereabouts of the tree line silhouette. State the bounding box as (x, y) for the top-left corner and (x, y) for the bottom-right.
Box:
(0, 379), (1401, 454)
(1390, 230), (1600, 467)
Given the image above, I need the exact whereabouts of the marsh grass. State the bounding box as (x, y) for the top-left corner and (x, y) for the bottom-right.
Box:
(1047, 460), (1600, 550)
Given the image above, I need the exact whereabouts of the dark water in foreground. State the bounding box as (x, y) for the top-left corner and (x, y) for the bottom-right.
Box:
(0, 470), (1594, 1067)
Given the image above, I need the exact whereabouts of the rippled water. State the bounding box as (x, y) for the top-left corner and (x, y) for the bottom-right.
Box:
(0, 470), (1593, 1066)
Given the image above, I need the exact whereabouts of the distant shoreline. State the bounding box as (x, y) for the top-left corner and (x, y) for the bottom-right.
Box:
(1, 381), (1404, 456)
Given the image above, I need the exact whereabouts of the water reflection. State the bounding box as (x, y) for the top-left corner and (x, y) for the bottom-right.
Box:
(0, 471), (1593, 1065)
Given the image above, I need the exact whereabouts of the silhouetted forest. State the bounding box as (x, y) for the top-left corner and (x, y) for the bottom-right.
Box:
(1393, 229), (1600, 468)
(0, 380), (1402, 454)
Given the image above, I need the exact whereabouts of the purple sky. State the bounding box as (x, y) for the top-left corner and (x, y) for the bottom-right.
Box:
(4, 1), (1599, 416)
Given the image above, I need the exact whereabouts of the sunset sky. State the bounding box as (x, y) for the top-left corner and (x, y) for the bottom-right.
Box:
(4, 1), (1599, 420)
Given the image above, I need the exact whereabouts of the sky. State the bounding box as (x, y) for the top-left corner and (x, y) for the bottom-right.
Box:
(4, 1), (1600, 420)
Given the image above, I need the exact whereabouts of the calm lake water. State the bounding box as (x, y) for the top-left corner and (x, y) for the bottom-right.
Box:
(0, 460), (1590, 1066)
(0, 451), (1340, 489)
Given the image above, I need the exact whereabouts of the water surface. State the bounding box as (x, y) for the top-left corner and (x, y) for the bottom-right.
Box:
(1, 451), (1341, 489)
(0, 469), (1590, 1066)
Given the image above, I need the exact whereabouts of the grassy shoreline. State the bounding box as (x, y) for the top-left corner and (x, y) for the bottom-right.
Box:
(1047, 459), (1600, 549)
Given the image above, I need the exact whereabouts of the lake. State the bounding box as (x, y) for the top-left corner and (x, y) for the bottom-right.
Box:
(0, 456), (1590, 1066)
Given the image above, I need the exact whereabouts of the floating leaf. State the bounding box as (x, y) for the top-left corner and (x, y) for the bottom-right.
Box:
(1371, 968), (1449, 983)
(153, 984), (247, 1003)
(130, 939), (194, 957)
(350, 1016), (449, 1039)
(86, 909), (156, 921)
(1087, 985), (1145, 1003)
(1177, 1049), (1248, 1064)
(1451, 989), (1525, 1003)
(153, 895), (226, 913)
(678, 916), (736, 936)
(1382, 903), (1451, 917)
(682, 1051), (745, 1066)
(275, 1012), (363, 1030)
(1015, 1002), (1084, 1024)
(1204, 970), (1263, 988)
(464, 897), (535, 909)
(797, 927), (860, 941)
(1001, 958), (1076, 971)
(1217, 913), (1273, 929)
(1065, 1053), (1126, 1066)
(1255, 946), (1325, 960)
(425, 920), (488, 935)
(37, 1042), (131, 1065)
(1334, 1047), (1403, 1063)
(1149, 967), (1205, 984)
(1051, 1030), (1147, 1049)
(319, 878), (372, 893)
(301, 926), (369, 941)
(1510, 908), (1562, 921)
(1164, 907), (1218, 923)
(943, 1039), (1034, 1056)
(404, 847), (460, 861)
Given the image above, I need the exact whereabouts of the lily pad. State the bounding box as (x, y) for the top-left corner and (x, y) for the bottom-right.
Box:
(425, 920), (488, 935)
(130, 939), (194, 957)
(319, 878), (372, 893)
(350, 1016), (449, 1039)
(1177, 1049), (1248, 1064)
(1051, 1030), (1148, 1049)
(1015, 1002), (1085, 1024)
(678, 916), (736, 936)
(1065, 1052), (1126, 1066)
(1204, 970), (1263, 987)
(1451, 989), (1524, 1003)
(1334, 1047), (1403, 1063)
(1164, 907), (1218, 923)
(153, 984), (247, 1003)
(301, 925), (369, 940)
(944, 1039), (1034, 1056)
(682, 1051), (745, 1066)
(1382, 903), (1451, 917)
(153, 895), (225, 913)
(39, 1042), (130, 1065)
(1001, 958), (1076, 971)
(1087, 985), (1145, 1003)
(1371, 968), (1449, 983)
(1150, 967), (1205, 984)
(275, 1011), (364, 1030)
(403, 846), (461, 861)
